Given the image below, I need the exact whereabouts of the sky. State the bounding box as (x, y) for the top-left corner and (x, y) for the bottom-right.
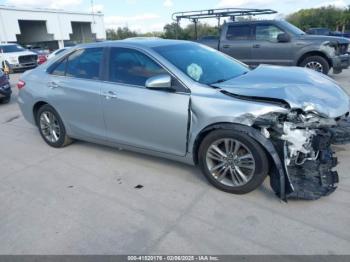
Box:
(0, 0), (349, 32)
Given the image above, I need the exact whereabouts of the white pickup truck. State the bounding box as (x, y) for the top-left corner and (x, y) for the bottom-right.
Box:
(0, 44), (38, 72)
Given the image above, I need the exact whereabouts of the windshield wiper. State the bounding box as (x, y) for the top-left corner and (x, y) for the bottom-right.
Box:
(209, 79), (229, 85)
(209, 71), (249, 86)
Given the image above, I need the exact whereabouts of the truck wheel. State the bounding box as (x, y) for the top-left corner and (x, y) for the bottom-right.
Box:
(198, 129), (269, 194)
(300, 56), (330, 75)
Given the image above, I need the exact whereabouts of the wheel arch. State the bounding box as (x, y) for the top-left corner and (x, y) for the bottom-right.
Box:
(193, 123), (266, 164)
(192, 122), (290, 200)
(297, 51), (332, 68)
(33, 101), (48, 126)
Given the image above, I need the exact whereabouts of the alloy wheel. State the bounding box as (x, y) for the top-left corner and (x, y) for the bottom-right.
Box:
(305, 61), (323, 72)
(39, 111), (61, 143)
(206, 138), (256, 187)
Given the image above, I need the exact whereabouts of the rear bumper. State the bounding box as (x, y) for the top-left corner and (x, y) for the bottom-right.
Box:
(17, 91), (36, 125)
(332, 53), (350, 74)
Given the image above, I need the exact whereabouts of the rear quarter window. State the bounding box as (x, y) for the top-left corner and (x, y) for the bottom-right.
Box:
(51, 58), (67, 76)
(48, 48), (103, 80)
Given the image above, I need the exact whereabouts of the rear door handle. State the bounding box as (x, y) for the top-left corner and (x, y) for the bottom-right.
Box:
(222, 45), (232, 48)
(253, 44), (261, 48)
(103, 91), (118, 99)
(47, 81), (60, 89)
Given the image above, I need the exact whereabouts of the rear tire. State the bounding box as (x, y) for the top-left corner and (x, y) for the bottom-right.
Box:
(36, 104), (72, 148)
(299, 56), (330, 75)
(198, 129), (269, 194)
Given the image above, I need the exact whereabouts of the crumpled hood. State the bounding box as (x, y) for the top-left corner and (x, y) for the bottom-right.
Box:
(214, 65), (350, 118)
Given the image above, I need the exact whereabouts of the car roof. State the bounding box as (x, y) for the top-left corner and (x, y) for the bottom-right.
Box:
(75, 38), (193, 50)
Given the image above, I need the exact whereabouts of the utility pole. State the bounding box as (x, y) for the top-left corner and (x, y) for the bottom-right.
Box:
(91, 0), (97, 42)
(91, 0), (96, 25)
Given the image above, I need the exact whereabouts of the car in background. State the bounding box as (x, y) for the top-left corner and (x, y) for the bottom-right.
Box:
(47, 47), (71, 60)
(307, 28), (350, 39)
(0, 44), (38, 72)
(26, 45), (50, 65)
(0, 69), (11, 104)
(198, 20), (350, 75)
(17, 39), (350, 201)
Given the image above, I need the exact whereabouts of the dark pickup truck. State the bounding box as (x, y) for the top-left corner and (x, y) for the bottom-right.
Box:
(198, 20), (350, 75)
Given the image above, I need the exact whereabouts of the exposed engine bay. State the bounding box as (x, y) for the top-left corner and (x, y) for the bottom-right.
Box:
(254, 110), (350, 200)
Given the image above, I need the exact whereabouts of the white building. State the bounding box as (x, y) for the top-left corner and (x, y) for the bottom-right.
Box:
(0, 5), (106, 50)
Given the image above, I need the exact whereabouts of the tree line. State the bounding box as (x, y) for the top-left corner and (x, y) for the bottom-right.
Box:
(106, 5), (350, 41)
(287, 5), (350, 32)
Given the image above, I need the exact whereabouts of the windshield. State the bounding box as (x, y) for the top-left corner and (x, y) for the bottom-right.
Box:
(153, 43), (249, 85)
(280, 20), (305, 35)
(0, 44), (26, 53)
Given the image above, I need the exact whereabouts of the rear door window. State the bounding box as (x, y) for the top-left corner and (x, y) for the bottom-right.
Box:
(226, 25), (251, 40)
(49, 48), (103, 79)
(65, 48), (103, 80)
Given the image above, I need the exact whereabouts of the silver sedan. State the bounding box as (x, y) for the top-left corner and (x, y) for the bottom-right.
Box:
(17, 39), (350, 201)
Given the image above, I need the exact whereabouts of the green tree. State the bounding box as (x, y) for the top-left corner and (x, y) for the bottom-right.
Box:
(106, 27), (138, 40)
(287, 6), (350, 32)
(337, 6), (350, 32)
(162, 22), (218, 40)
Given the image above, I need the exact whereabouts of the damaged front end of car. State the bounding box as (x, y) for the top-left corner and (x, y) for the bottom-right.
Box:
(254, 109), (350, 201)
(211, 65), (350, 201)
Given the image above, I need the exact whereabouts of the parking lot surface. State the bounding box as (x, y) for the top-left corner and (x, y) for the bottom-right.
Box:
(1, 70), (350, 255)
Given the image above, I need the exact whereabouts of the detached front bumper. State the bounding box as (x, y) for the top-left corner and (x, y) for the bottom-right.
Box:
(332, 53), (350, 74)
(267, 115), (350, 201)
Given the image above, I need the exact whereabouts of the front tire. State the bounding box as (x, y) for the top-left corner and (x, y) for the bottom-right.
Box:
(198, 129), (269, 194)
(36, 104), (72, 148)
(300, 56), (330, 75)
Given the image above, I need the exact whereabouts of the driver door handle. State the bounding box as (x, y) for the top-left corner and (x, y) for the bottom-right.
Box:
(103, 91), (118, 99)
(253, 44), (261, 48)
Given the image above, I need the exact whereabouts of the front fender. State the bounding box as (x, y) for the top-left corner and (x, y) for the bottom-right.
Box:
(294, 41), (336, 65)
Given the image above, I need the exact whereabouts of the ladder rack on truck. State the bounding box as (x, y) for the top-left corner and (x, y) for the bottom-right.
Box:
(172, 8), (277, 39)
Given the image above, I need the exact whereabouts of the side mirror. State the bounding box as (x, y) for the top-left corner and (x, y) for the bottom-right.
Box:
(145, 74), (174, 92)
(277, 33), (290, 43)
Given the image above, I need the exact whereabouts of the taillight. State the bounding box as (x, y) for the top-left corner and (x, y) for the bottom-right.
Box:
(17, 80), (25, 89)
(37, 55), (47, 65)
